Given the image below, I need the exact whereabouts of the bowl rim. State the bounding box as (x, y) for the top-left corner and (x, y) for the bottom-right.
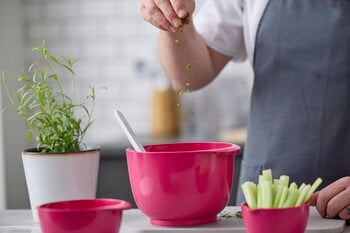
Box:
(37, 198), (132, 212)
(126, 141), (241, 154)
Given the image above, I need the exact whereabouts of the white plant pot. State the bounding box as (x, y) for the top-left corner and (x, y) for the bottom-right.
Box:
(22, 146), (100, 222)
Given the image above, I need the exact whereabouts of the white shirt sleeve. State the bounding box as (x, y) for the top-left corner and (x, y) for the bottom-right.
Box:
(194, 0), (247, 62)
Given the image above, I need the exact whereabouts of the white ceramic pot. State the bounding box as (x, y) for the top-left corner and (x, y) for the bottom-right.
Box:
(22, 146), (100, 222)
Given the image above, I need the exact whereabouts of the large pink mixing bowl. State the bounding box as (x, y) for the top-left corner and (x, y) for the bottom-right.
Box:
(126, 142), (241, 226)
(38, 199), (131, 233)
(241, 203), (310, 233)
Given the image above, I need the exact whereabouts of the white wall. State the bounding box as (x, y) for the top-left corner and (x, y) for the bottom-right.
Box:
(0, 0), (30, 209)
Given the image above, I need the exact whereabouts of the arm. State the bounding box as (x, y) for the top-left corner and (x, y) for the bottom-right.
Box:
(308, 176), (350, 220)
(141, 0), (231, 91)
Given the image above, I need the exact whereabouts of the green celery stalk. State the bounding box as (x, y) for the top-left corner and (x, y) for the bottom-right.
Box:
(299, 183), (306, 191)
(240, 171), (323, 210)
(262, 169), (273, 183)
(261, 181), (273, 208)
(273, 185), (283, 208)
(280, 175), (290, 187)
(257, 184), (262, 208)
(250, 182), (258, 199)
(289, 182), (298, 190)
(304, 177), (323, 203)
(274, 179), (281, 186)
(259, 175), (265, 184)
(278, 186), (289, 208)
(283, 188), (300, 208)
(295, 184), (311, 206)
(241, 182), (257, 209)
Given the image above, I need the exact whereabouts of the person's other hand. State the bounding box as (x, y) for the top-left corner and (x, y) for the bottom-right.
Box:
(309, 177), (350, 220)
(140, 0), (195, 32)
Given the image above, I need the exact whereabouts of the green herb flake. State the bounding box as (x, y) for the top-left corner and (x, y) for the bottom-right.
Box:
(178, 13), (190, 33)
(186, 64), (191, 70)
(218, 212), (234, 219)
(235, 211), (242, 219)
(181, 12), (191, 25)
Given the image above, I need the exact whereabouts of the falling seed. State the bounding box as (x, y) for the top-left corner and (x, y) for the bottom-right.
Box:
(186, 64), (191, 70)
(175, 39), (180, 43)
(181, 13), (191, 25)
(178, 90), (184, 96)
(186, 83), (190, 86)
(177, 103), (181, 106)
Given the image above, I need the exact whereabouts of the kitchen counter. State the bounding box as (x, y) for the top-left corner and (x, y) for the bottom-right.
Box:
(0, 208), (348, 233)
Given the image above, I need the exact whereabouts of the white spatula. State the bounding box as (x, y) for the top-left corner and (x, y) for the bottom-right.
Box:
(114, 110), (146, 152)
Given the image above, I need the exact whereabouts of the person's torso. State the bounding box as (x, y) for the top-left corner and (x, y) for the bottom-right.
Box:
(238, 0), (350, 204)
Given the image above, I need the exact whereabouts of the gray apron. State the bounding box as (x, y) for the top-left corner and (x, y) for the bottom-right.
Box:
(237, 0), (350, 204)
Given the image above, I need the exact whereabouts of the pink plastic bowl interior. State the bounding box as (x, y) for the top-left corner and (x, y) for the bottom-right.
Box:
(126, 142), (241, 226)
(38, 199), (132, 233)
(241, 203), (309, 233)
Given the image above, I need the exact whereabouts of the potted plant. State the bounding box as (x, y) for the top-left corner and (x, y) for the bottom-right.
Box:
(1, 41), (101, 222)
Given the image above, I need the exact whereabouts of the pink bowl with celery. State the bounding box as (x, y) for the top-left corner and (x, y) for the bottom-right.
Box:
(126, 141), (241, 226)
(241, 203), (309, 233)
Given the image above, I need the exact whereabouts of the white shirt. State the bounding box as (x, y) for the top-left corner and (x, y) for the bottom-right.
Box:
(194, 0), (269, 63)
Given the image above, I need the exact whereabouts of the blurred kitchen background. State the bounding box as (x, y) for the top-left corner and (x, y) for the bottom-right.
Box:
(0, 0), (253, 209)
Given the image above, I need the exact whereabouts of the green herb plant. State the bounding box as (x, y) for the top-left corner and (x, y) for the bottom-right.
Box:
(1, 41), (96, 153)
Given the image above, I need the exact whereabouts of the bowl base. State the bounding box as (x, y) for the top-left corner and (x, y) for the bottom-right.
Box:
(150, 216), (217, 227)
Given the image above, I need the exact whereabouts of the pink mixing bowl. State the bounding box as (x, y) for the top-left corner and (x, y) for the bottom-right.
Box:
(241, 203), (310, 233)
(126, 142), (241, 226)
(37, 199), (132, 233)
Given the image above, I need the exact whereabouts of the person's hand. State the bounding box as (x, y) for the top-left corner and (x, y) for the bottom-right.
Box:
(308, 177), (350, 220)
(140, 0), (195, 33)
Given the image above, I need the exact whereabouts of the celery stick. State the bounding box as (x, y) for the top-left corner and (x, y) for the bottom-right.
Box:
(283, 188), (300, 208)
(289, 182), (298, 190)
(295, 184), (311, 206)
(257, 184), (262, 208)
(241, 182), (257, 209)
(280, 175), (290, 187)
(272, 184), (277, 198)
(273, 185), (283, 208)
(262, 169), (273, 183)
(274, 179), (281, 186)
(304, 177), (323, 202)
(250, 182), (258, 199)
(242, 170), (323, 210)
(259, 175), (265, 185)
(261, 181), (273, 208)
(278, 186), (289, 208)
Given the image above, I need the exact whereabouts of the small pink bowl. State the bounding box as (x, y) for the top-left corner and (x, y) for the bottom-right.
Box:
(241, 203), (309, 233)
(126, 142), (241, 226)
(38, 199), (132, 233)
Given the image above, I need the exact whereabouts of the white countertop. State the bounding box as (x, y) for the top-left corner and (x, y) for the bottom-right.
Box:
(0, 208), (348, 233)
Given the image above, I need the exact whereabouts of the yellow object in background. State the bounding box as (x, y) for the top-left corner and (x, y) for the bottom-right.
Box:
(151, 88), (180, 138)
